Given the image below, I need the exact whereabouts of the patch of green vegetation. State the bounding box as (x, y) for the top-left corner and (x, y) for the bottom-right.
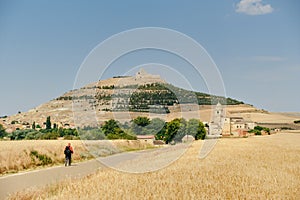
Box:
(95, 83), (244, 113)
(111, 83), (243, 112)
(6, 115), (207, 144)
(249, 126), (270, 135)
(30, 150), (53, 166)
(0, 124), (6, 138)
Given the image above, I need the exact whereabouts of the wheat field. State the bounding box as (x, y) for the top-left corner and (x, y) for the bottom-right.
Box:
(9, 132), (300, 199)
(0, 140), (89, 175)
(0, 139), (153, 175)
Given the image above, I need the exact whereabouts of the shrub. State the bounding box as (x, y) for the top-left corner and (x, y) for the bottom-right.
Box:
(254, 130), (262, 135)
(63, 135), (80, 140)
(249, 126), (270, 136)
(106, 129), (137, 140)
(249, 129), (261, 135)
(25, 131), (41, 140)
(263, 127), (270, 134)
(78, 129), (106, 140)
(9, 130), (29, 140)
(30, 150), (52, 166)
(41, 132), (59, 140)
(254, 126), (264, 131)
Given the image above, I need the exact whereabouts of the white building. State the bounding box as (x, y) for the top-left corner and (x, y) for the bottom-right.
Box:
(208, 102), (224, 138)
(207, 102), (256, 137)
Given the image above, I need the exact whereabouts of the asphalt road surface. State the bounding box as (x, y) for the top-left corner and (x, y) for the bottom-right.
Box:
(0, 159), (102, 199)
(0, 145), (189, 199)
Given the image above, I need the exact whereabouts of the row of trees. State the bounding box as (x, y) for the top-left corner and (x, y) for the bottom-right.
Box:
(1, 116), (206, 143)
(0, 116), (79, 140)
(94, 83), (244, 113)
(98, 117), (206, 143)
(154, 118), (206, 143)
(2, 126), (79, 140)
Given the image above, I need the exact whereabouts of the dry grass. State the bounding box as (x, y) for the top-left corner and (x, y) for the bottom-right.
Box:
(0, 140), (89, 175)
(0, 140), (154, 175)
(9, 132), (300, 199)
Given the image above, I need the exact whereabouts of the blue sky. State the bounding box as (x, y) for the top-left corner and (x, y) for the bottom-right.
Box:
(0, 0), (299, 115)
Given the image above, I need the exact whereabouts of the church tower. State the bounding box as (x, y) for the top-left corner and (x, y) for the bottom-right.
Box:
(208, 102), (224, 138)
(213, 102), (224, 125)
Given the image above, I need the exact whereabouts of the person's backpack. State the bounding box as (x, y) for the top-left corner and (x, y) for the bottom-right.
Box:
(64, 146), (71, 156)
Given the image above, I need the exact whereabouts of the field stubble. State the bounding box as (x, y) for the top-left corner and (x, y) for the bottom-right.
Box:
(9, 132), (300, 199)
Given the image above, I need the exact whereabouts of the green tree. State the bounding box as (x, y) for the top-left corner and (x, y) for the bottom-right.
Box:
(194, 120), (206, 140)
(187, 119), (199, 137)
(173, 118), (187, 142)
(155, 118), (188, 143)
(107, 128), (136, 140)
(132, 116), (151, 135)
(254, 126), (263, 131)
(164, 118), (182, 144)
(154, 123), (167, 140)
(58, 127), (65, 137)
(32, 121), (36, 130)
(46, 116), (51, 130)
(9, 129), (28, 140)
(133, 116), (150, 127)
(102, 119), (120, 136)
(0, 124), (6, 138)
(148, 118), (166, 135)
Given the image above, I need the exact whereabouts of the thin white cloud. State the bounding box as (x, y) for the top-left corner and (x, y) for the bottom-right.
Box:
(236, 0), (273, 15)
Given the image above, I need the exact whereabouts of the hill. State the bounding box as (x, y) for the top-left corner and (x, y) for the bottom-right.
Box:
(1, 69), (299, 131)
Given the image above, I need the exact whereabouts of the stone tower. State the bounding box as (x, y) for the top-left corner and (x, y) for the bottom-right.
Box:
(208, 102), (224, 138)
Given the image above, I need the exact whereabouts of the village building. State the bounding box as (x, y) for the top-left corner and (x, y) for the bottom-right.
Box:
(136, 135), (155, 144)
(208, 102), (256, 137)
(207, 102), (225, 138)
(222, 117), (256, 137)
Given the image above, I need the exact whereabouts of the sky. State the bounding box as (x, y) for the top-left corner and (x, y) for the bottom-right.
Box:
(0, 0), (299, 116)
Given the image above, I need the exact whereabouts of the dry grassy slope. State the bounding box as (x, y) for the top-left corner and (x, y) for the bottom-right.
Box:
(226, 104), (299, 124)
(1, 72), (299, 129)
(2, 73), (165, 128)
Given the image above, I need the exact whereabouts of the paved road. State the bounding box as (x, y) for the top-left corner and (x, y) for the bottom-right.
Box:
(0, 145), (191, 200)
(0, 160), (103, 199)
(0, 145), (187, 199)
